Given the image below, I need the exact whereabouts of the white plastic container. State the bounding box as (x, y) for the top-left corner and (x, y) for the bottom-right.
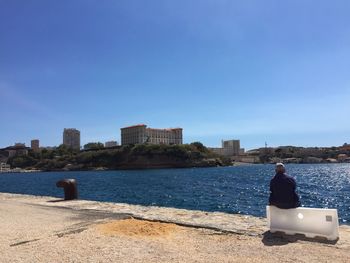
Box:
(266, 205), (339, 241)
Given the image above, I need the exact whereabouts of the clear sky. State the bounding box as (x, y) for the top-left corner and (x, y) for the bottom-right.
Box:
(1, 0), (350, 150)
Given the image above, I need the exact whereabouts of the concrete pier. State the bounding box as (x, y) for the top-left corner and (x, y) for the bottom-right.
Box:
(1, 193), (349, 262)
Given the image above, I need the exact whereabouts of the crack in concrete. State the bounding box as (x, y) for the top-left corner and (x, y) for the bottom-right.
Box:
(10, 239), (40, 247)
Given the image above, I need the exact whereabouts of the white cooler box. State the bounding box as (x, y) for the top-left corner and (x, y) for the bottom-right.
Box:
(266, 205), (339, 241)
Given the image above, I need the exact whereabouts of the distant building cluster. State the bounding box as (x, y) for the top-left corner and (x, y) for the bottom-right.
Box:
(1, 123), (185, 159)
(245, 145), (350, 164)
(121, 124), (183, 145)
(0, 124), (185, 168)
(2, 121), (350, 167)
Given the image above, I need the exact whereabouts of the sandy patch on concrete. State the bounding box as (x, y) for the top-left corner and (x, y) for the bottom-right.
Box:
(97, 218), (179, 237)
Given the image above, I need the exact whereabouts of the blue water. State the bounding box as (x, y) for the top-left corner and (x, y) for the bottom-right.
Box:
(1, 164), (349, 224)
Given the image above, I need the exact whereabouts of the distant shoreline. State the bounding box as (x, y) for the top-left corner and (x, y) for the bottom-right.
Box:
(1, 162), (349, 174)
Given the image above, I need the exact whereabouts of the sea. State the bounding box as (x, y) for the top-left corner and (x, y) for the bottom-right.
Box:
(0, 163), (349, 224)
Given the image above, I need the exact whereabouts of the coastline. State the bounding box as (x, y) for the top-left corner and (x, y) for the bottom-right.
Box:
(1, 193), (350, 262)
(0, 161), (249, 173)
(2, 162), (348, 174)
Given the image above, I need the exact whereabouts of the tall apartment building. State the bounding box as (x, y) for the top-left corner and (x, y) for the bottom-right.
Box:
(121, 124), (183, 145)
(63, 128), (81, 150)
(31, 139), (40, 152)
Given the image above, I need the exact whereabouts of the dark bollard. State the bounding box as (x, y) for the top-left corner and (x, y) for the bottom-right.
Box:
(56, 179), (78, 200)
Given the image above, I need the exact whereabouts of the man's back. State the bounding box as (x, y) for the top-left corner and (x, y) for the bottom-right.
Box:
(269, 171), (301, 209)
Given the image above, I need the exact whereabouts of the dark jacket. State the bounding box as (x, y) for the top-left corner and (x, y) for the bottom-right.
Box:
(269, 172), (301, 209)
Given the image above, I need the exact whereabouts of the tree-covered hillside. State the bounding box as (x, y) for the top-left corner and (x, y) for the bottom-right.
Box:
(7, 143), (232, 171)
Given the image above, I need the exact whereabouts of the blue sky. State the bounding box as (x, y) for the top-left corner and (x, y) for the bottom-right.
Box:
(1, 0), (350, 150)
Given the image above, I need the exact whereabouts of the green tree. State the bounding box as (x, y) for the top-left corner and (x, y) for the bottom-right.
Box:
(8, 156), (37, 168)
(190, 142), (208, 153)
(83, 142), (105, 150)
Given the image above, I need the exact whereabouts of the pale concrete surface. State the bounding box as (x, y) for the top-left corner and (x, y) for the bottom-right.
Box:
(1, 193), (350, 263)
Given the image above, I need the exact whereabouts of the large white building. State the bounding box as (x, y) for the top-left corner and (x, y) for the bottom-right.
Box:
(63, 128), (81, 150)
(121, 124), (183, 145)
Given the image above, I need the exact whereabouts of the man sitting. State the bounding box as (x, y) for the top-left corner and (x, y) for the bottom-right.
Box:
(269, 163), (301, 209)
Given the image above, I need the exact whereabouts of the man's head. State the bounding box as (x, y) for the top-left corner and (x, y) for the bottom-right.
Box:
(275, 163), (285, 174)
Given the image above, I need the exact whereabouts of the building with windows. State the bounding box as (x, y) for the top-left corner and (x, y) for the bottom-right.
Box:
(31, 139), (40, 152)
(208, 147), (225, 156)
(0, 163), (11, 172)
(222, 139), (240, 156)
(121, 124), (183, 145)
(1, 144), (29, 158)
(105, 141), (118, 148)
(63, 128), (81, 150)
(209, 139), (241, 156)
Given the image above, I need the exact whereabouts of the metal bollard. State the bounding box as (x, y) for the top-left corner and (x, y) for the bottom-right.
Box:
(56, 179), (78, 200)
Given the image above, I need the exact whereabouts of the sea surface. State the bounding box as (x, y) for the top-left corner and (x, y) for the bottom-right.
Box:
(0, 164), (349, 224)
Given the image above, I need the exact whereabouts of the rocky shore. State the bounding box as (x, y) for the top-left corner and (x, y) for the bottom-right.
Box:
(1, 193), (350, 262)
